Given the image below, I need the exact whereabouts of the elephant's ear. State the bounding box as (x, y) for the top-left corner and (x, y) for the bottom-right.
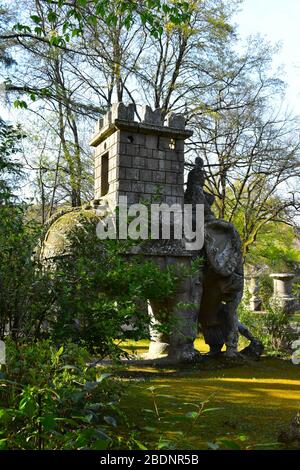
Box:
(204, 220), (242, 277)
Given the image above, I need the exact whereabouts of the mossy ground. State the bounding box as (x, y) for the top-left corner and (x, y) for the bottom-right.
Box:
(115, 338), (300, 450)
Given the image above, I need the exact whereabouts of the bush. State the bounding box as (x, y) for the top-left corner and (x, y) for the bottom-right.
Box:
(0, 205), (53, 341)
(238, 300), (295, 355)
(0, 339), (126, 449)
(47, 218), (179, 357)
(0, 207), (181, 358)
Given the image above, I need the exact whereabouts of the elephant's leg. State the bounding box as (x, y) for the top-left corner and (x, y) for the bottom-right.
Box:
(223, 295), (241, 357)
(145, 257), (202, 362)
(168, 270), (202, 361)
(199, 268), (224, 355)
(146, 299), (170, 358)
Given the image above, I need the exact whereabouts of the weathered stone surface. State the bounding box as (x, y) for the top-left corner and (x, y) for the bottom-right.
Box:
(166, 112), (186, 129)
(270, 273), (296, 314)
(40, 208), (101, 261)
(125, 168), (140, 180)
(146, 135), (158, 150)
(166, 172), (177, 184)
(111, 102), (135, 122)
(141, 105), (163, 125)
(146, 159), (159, 170)
(152, 171), (165, 183)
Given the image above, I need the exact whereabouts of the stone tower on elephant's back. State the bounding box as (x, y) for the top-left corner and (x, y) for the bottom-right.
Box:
(89, 102), (192, 207)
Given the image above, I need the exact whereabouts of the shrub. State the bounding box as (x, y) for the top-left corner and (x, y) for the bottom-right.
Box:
(238, 300), (295, 355)
(0, 339), (125, 450)
(48, 219), (179, 357)
(0, 205), (53, 341)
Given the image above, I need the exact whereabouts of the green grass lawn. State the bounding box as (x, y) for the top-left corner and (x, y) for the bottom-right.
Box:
(115, 339), (300, 450)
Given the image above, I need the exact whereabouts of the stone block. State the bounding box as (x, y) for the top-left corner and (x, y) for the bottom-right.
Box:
(166, 112), (185, 129)
(95, 117), (104, 132)
(134, 133), (146, 146)
(163, 185), (173, 196)
(152, 171), (165, 183)
(108, 182), (117, 193)
(152, 149), (165, 159)
(141, 105), (163, 125)
(108, 169), (117, 183)
(111, 102), (134, 122)
(124, 192), (140, 204)
(158, 137), (171, 150)
(109, 142), (119, 157)
(146, 135), (158, 150)
(109, 155), (117, 169)
(119, 155), (132, 168)
(159, 160), (166, 171)
(116, 167), (127, 179)
(166, 172), (177, 184)
(117, 180), (132, 192)
(109, 131), (118, 145)
(177, 174), (184, 186)
(145, 183), (159, 194)
(132, 182), (145, 193)
(175, 140), (184, 151)
(171, 161), (180, 172)
(119, 131), (141, 144)
(164, 160), (172, 171)
(172, 186), (183, 197)
(125, 143), (139, 156)
(95, 166), (101, 178)
(95, 144), (105, 157)
(119, 142), (127, 154)
(146, 159), (159, 170)
(165, 150), (177, 160)
(134, 157), (146, 168)
(103, 110), (112, 128)
(138, 146), (147, 157)
(126, 168), (140, 180)
(165, 195), (177, 205)
(140, 169), (152, 181)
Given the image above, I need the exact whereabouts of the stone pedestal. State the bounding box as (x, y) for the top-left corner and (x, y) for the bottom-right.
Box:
(247, 275), (262, 311)
(270, 273), (295, 314)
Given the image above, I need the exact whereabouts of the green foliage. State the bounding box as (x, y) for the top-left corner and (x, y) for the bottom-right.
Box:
(247, 223), (300, 271)
(0, 203), (181, 357)
(0, 119), (24, 203)
(238, 300), (295, 355)
(13, 0), (192, 48)
(49, 216), (178, 356)
(126, 385), (223, 450)
(0, 205), (54, 340)
(0, 339), (125, 449)
(258, 274), (273, 306)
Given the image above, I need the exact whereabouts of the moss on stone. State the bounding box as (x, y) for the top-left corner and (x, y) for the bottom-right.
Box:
(41, 208), (101, 260)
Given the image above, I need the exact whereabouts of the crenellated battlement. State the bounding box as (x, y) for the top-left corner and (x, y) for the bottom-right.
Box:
(93, 102), (187, 137)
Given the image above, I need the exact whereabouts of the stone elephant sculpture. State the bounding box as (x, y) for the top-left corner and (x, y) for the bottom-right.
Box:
(199, 219), (244, 357)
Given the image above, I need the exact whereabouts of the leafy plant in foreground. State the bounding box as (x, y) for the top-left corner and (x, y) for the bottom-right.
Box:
(0, 339), (125, 449)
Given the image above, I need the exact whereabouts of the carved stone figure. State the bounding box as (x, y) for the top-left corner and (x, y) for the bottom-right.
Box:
(184, 157), (215, 223)
(184, 157), (262, 358)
